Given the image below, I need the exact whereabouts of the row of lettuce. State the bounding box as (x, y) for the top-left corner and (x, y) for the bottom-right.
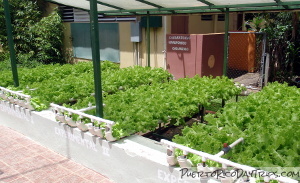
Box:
(173, 82), (300, 169)
(0, 61), (244, 139)
(1, 61), (299, 175)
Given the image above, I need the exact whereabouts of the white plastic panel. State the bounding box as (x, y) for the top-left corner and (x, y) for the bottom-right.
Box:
(48, 0), (300, 13)
(208, 0), (275, 5)
(100, 0), (154, 10)
(49, 0), (116, 11)
(281, 0), (300, 1)
(149, 0), (207, 8)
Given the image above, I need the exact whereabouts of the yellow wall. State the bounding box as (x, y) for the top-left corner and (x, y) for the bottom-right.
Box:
(188, 14), (238, 34)
(120, 17), (169, 69)
(139, 27), (165, 68)
(119, 22), (135, 68)
(52, 1), (243, 69)
(189, 15), (215, 34)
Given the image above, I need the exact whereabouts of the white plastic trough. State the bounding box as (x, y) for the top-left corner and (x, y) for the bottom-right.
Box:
(50, 103), (115, 141)
(0, 99), (298, 183)
(160, 140), (298, 183)
(0, 86), (34, 110)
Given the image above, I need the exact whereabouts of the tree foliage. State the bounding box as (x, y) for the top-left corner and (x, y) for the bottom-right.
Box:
(247, 12), (300, 83)
(0, 0), (64, 66)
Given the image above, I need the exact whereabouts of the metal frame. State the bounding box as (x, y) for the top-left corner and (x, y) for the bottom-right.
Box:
(5, 0), (300, 116)
(44, 0), (300, 16)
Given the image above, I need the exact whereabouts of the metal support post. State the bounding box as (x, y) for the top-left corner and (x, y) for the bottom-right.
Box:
(223, 8), (229, 76)
(3, 0), (19, 87)
(147, 11), (151, 67)
(89, 0), (103, 117)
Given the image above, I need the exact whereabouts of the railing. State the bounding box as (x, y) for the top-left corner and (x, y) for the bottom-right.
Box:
(160, 139), (298, 183)
(0, 86), (34, 110)
(50, 103), (116, 141)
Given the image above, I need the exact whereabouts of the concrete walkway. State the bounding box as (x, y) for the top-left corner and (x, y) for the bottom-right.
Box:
(0, 125), (114, 183)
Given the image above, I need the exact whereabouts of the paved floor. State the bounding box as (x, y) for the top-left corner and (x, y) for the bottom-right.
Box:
(0, 125), (114, 183)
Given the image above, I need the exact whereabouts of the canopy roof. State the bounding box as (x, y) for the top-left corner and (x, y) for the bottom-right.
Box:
(47, 0), (300, 16)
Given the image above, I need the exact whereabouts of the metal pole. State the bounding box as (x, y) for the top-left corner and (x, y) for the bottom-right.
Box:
(259, 33), (267, 87)
(89, 0), (103, 117)
(3, 0), (19, 87)
(147, 11), (151, 67)
(223, 8), (229, 76)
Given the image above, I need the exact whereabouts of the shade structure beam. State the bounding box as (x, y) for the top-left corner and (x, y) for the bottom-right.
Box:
(196, 0), (214, 6)
(135, 0), (164, 8)
(274, 0), (289, 9)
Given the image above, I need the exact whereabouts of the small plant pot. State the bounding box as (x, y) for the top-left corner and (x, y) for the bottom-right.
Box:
(76, 122), (90, 132)
(220, 177), (233, 183)
(93, 126), (104, 138)
(0, 93), (7, 100)
(66, 117), (77, 127)
(8, 96), (14, 103)
(166, 148), (177, 166)
(105, 131), (116, 142)
(167, 156), (178, 166)
(88, 123), (96, 134)
(55, 114), (67, 123)
(15, 99), (24, 106)
(25, 102), (34, 110)
(88, 124), (104, 138)
(18, 100), (26, 108)
(177, 156), (193, 169)
(197, 163), (211, 176)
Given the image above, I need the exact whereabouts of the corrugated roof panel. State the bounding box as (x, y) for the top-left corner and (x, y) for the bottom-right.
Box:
(99, 0), (154, 10)
(148, 0), (207, 8)
(208, 0), (275, 5)
(282, 0), (300, 2)
(47, 0), (300, 15)
(48, 0), (117, 11)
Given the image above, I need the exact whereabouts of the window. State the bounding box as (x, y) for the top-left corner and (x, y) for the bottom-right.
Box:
(201, 15), (213, 21)
(218, 14), (225, 21)
(71, 23), (120, 62)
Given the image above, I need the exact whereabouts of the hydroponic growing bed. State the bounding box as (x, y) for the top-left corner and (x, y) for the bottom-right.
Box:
(0, 62), (299, 183)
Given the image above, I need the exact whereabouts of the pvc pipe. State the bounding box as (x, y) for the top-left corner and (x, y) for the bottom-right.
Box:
(50, 103), (115, 125)
(264, 53), (270, 87)
(77, 106), (96, 112)
(0, 86), (30, 98)
(215, 137), (244, 157)
(160, 139), (298, 183)
(163, 16), (167, 70)
(229, 137), (244, 148)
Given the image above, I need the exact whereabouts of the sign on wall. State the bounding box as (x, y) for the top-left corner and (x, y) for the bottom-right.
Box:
(167, 35), (191, 52)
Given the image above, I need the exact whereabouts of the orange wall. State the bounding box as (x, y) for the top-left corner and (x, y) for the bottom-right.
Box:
(228, 32), (256, 72)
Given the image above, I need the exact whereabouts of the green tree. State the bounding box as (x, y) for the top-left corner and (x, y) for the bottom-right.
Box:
(0, 0), (64, 66)
(247, 12), (300, 83)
